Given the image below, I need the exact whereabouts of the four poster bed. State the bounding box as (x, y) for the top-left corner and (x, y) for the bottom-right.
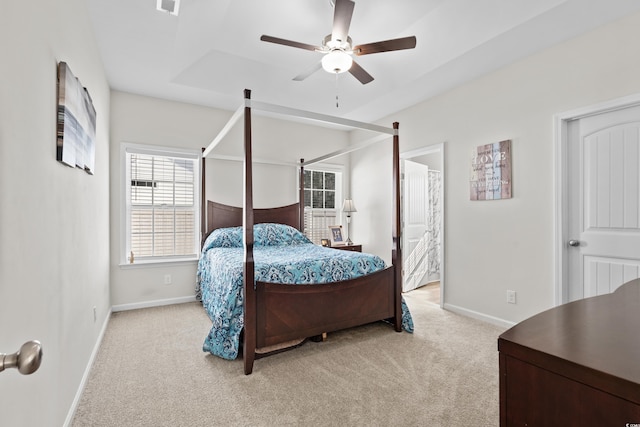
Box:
(197, 90), (412, 374)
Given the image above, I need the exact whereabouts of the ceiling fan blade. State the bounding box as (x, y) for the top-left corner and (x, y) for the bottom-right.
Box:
(331, 0), (355, 43)
(353, 36), (417, 56)
(293, 61), (323, 81)
(260, 35), (320, 52)
(349, 60), (374, 85)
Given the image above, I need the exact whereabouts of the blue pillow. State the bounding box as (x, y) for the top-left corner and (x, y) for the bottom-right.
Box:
(254, 223), (311, 246)
(202, 226), (243, 250)
(202, 223), (311, 250)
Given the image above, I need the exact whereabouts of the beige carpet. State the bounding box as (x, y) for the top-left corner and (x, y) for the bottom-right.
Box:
(72, 292), (505, 426)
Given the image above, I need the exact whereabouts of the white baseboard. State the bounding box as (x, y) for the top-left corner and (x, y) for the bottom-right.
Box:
(443, 303), (516, 329)
(63, 307), (112, 427)
(112, 295), (197, 312)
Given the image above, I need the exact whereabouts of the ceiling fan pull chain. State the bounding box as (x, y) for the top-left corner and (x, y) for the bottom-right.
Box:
(335, 72), (340, 108)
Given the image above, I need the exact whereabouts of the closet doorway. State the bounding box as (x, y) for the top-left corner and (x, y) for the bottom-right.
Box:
(401, 143), (444, 306)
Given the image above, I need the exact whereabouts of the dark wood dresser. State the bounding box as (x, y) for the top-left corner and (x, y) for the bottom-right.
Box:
(498, 278), (640, 426)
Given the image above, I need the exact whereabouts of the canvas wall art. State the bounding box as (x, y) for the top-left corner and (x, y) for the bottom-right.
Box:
(57, 61), (96, 174)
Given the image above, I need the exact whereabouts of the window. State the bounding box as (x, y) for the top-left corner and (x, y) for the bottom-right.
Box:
(122, 143), (200, 264)
(303, 168), (342, 244)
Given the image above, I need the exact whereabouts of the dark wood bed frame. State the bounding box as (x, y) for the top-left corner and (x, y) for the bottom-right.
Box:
(202, 90), (402, 375)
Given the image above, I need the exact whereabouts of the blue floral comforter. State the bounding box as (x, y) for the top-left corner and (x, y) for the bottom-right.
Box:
(197, 223), (413, 360)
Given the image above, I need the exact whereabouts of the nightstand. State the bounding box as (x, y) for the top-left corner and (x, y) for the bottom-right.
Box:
(331, 244), (362, 252)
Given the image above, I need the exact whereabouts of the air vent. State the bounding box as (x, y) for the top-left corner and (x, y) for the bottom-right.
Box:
(156, 0), (180, 16)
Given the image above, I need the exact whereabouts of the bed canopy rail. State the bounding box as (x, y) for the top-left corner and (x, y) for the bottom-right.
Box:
(201, 89), (402, 374)
(202, 93), (396, 163)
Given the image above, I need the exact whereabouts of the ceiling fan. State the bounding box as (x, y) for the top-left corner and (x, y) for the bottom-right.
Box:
(260, 0), (417, 85)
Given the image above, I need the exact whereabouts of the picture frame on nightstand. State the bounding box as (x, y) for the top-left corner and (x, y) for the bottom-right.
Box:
(328, 225), (344, 247)
(321, 238), (331, 247)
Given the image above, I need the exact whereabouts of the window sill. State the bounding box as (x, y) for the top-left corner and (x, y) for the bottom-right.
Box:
(119, 257), (198, 269)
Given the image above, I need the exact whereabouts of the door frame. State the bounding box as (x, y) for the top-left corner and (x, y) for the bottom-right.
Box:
(554, 92), (640, 305)
(400, 143), (445, 307)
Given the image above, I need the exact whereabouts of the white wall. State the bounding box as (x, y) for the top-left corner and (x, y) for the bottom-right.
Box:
(109, 92), (351, 307)
(352, 11), (640, 325)
(205, 115), (352, 208)
(409, 152), (442, 172)
(0, 1), (111, 425)
(109, 92), (229, 308)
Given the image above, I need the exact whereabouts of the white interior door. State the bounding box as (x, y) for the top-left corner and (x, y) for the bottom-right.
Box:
(402, 160), (430, 292)
(567, 104), (640, 300)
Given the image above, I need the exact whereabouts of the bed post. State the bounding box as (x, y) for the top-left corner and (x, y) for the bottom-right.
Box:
(243, 89), (257, 374)
(299, 158), (305, 232)
(201, 147), (206, 245)
(392, 122), (402, 332)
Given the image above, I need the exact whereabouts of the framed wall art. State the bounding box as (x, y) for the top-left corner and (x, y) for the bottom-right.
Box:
(470, 139), (512, 200)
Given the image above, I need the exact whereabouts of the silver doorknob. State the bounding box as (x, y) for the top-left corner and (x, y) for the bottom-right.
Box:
(568, 240), (580, 247)
(0, 340), (43, 375)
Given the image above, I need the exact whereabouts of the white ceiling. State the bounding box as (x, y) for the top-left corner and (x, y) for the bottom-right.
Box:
(88, 0), (640, 122)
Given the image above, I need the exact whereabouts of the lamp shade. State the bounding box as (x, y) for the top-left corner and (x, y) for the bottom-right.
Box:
(321, 50), (353, 74)
(342, 199), (357, 213)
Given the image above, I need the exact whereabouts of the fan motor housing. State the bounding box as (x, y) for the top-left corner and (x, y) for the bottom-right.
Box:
(323, 34), (352, 51)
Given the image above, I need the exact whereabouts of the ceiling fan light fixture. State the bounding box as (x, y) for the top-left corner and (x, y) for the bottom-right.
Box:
(322, 50), (353, 74)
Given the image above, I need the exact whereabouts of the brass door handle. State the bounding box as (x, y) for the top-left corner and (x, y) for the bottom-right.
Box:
(0, 341), (42, 375)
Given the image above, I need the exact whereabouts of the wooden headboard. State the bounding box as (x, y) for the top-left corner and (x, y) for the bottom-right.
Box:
(205, 201), (301, 238)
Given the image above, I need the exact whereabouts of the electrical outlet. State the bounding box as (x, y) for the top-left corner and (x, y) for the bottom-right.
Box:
(164, 274), (172, 285)
(506, 290), (517, 304)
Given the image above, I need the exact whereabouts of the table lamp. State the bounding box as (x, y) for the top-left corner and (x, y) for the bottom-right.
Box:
(342, 199), (357, 245)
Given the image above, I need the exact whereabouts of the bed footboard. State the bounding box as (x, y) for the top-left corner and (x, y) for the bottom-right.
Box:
(254, 267), (396, 348)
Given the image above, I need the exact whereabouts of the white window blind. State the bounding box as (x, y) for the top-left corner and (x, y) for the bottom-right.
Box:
(303, 169), (342, 244)
(304, 209), (337, 244)
(123, 144), (200, 264)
